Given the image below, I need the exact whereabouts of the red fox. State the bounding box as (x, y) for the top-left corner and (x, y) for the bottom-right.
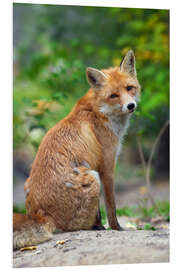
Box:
(13, 50), (141, 249)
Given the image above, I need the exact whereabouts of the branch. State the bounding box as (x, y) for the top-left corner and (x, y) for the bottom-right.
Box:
(137, 119), (169, 208)
(145, 119), (169, 205)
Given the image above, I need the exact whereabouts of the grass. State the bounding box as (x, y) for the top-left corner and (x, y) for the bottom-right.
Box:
(100, 200), (170, 223)
(100, 206), (107, 225)
(143, 223), (156, 231)
(116, 207), (136, 217)
(13, 204), (26, 215)
(136, 200), (170, 221)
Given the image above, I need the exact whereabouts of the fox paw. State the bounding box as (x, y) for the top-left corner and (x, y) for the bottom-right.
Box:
(92, 225), (106, 230)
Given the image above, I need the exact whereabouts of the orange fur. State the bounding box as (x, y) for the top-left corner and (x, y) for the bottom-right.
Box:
(13, 50), (141, 249)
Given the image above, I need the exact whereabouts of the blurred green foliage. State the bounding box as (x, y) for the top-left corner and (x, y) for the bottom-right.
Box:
(13, 205), (26, 215)
(116, 207), (135, 217)
(137, 200), (169, 221)
(141, 223), (156, 230)
(13, 4), (169, 151)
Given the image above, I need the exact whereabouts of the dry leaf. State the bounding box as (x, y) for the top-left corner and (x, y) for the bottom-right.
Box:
(158, 224), (169, 229)
(151, 216), (165, 224)
(30, 100), (61, 115)
(20, 246), (37, 251)
(139, 186), (148, 195)
(126, 222), (137, 229)
(55, 239), (69, 246)
(162, 224), (169, 229)
(131, 218), (141, 226)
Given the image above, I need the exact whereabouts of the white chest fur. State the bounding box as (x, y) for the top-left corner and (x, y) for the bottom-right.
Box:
(107, 114), (130, 162)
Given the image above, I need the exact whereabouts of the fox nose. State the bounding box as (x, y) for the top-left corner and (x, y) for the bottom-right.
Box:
(127, 103), (135, 110)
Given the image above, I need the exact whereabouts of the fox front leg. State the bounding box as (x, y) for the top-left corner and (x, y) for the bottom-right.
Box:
(100, 172), (123, 231)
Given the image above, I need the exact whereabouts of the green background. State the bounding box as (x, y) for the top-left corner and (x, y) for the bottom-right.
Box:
(13, 4), (169, 151)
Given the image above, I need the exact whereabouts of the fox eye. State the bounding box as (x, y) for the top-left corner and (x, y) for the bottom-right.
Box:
(110, 93), (119, 98)
(127, 86), (133, 91)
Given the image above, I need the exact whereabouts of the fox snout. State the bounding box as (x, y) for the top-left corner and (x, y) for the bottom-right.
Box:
(122, 101), (137, 114)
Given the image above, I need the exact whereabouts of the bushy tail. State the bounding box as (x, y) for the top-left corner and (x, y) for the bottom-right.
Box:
(13, 213), (54, 250)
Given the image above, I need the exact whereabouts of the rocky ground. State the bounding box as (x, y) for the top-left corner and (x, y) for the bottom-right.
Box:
(13, 216), (169, 268)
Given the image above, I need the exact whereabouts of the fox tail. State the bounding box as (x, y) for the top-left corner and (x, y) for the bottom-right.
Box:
(13, 213), (55, 250)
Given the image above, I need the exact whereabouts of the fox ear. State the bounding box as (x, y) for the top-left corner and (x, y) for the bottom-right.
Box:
(120, 50), (136, 77)
(86, 67), (108, 89)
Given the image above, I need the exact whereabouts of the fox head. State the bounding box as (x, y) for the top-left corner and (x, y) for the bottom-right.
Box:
(86, 50), (141, 116)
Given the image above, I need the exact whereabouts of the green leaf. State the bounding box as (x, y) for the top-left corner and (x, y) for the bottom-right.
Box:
(144, 224), (156, 231)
